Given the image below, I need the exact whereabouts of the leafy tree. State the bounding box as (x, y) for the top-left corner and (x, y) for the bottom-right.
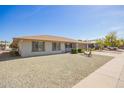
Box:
(119, 39), (124, 47)
(96, 31), (124, 50)
(96, 39), (104, 50)
(104, 32), (118, 47)
(116, 39), (121, 47)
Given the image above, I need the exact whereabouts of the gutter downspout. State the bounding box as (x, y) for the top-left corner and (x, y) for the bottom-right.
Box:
(87, 40), (89, 51)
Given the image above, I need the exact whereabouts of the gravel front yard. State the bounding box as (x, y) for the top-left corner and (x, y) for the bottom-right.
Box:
(0, 54), (113, 88)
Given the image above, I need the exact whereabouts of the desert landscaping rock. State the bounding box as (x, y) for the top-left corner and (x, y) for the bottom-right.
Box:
(0, 53), (112, 88)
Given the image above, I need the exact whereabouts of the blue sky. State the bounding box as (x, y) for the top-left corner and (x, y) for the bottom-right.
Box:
(0, 5), (124, 41)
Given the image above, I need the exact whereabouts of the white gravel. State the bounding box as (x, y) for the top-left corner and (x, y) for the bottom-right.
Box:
(0, 53), (113, 88)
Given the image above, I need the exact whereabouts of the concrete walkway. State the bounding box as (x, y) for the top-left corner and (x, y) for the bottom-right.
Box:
(73, 52), (124, 88)
(92, 51), (121, 57)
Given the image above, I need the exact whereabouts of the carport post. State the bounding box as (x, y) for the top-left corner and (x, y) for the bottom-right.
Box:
(76, 43), (78, 50)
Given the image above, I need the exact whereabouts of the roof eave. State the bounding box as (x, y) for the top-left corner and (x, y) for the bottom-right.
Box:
(13, 38), (78, 43)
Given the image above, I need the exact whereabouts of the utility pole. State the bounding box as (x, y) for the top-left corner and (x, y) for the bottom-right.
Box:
(5, 40), (7, 50)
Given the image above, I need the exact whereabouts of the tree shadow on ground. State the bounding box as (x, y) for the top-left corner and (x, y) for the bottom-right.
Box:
(0, 52), (22, 62)
(0, 51), (69, 62)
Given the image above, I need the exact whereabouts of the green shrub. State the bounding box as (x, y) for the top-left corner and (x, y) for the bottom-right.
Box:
(71, 49), (78, 54)
(78, 49), (83, 53)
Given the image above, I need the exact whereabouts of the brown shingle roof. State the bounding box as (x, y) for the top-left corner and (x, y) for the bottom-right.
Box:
(13, 35), (79, 43)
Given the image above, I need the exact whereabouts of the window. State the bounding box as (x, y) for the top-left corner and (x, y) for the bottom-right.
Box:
(65, 43), (73, 48)
(52, 42), (61, 51)
(32, 41), (45, 52)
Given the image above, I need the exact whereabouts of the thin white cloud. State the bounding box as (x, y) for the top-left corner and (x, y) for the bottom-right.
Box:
(22, 6), (47, 19)
(90, 6), (111, 12)
(107, 26), (124, 38)
(98, 10), (124, 17)
(89, 6), (124, 17)
(108, 26), (122, 31)
(8, 6), (48, 20)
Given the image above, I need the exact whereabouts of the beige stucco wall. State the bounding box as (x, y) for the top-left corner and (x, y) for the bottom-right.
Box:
(78, 43), (87, 49)
(18, 40), (66, 57)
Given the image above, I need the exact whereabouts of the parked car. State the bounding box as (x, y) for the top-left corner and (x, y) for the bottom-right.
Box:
(107, 47), (118, 50)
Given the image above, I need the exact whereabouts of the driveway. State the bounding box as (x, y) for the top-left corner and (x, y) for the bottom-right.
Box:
(92, 50), (123, 57)
(73, 51), (124, 88)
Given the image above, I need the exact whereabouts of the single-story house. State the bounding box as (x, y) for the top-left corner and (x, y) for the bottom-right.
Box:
(12, 35), (96, 57)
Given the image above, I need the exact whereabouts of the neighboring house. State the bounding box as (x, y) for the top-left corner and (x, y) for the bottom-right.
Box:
(78, 40), (97, 49)
(12, 35), (97, 57)
(0, 40), (10, 50)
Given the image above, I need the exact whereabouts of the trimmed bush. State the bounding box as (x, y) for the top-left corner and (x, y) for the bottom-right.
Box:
(78, 49), (83, 53)
(71, 49), (78, 54)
